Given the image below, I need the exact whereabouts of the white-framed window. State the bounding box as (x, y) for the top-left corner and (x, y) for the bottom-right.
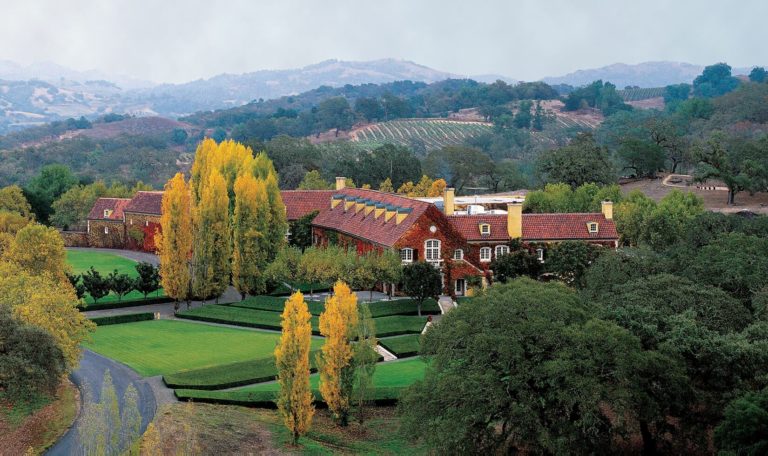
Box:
(130, 218), (133, 225)
(587, 222), (598, 233)
(425, 239), (441, 261)
(103, 209), (111, 218)
(400, 248), (414, 263)
(145, 220), (150, 227)
(455, 279), (466, 295)
(495, 245), (510, 258)
(453, 249), (464, 260)
(479, 224), (490, 235)
(536, 248), (544, 262)
(480, 247), (492, 262)
(104, 226), (109, 234)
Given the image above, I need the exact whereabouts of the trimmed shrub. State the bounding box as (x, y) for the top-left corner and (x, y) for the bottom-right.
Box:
(228, 296), (440, 317)
(174, 386), (405, 408)
(164, 351), (320, 390)
(177, 305), (321, 334)
(379, 334), (422, 358)
(89, 312), (154, 326)
(77, 295), (173, 311)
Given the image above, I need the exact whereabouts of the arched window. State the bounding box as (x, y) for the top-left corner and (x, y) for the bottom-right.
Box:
(480, 247), (492, 262)
(495, 245), (510, 258)
(400, 248), (414, 263)
(425, 239), (441, 261)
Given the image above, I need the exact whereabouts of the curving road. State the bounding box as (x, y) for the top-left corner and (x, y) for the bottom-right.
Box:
(46, 350), (158, 456)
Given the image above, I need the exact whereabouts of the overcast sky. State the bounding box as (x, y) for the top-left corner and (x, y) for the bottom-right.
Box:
(1, 0), (765, 84)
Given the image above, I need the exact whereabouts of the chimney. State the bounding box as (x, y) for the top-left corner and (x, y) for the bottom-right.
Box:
(385, 205), (397, 222)
(335, 177), (346, 191)
(396, 207), (412, 225)
(444, 188), (455, 216)
(601, 200), (613, 220)
(507, 202), (522, 239)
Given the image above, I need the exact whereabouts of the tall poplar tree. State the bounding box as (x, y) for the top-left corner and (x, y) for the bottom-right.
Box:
(275, 291), (314, 444)
(192, 169), (230, 303)
(264, 172), (288, 262)
(318, 281), (359, 426)
(156, 173), (192, 311)
(232, 173), (270, 298)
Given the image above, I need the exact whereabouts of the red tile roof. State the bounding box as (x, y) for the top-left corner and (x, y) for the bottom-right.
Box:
(87, 198), (131, 221)
(281, 190), (335, 221)
(449, 213), (618, 242)
(124, 191), (164, 215)
(311, 189), (432, 247)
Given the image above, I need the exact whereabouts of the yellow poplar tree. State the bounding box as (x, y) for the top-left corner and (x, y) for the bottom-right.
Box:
(156, 173), (192, 309)
(318, 281), (359, 426)
(9, 223), (69, 282)
(275, 291), (314, 444)
(427, 178), (448, 197)
(379, 178), (394, 193)
(192, 169), (231, 302)
(232, 173), (270, 298)
(264, 172), (288, 262)
(189, 138), (217, 205)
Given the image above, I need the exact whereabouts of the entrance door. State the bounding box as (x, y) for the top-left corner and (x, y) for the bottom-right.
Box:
(455, 279), (466, 296)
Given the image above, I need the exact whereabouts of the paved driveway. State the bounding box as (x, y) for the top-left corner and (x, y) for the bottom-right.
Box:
(46, 350), (158, 456)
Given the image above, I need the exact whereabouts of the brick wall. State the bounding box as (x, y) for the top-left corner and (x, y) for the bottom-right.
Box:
(60, 230), (88, 247)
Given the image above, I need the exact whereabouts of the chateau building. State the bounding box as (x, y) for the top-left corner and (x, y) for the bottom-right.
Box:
(82, 177), (618, 296)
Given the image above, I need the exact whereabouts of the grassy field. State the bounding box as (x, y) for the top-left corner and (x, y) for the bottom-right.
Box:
(83, 319), (323, 377)
(66, 250), (164, 304)
(176, 358), (428, 405)
(145, 402), (426, 455)
(379, 334), (422, 358)
(228, 295), (441, 317)
(179, 304), (428, 337)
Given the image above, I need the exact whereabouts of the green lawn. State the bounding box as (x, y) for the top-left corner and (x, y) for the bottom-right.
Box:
(66, 250), (164, 304)
(83, 320), (322, 377)
(179, 305), (427, 337)
(379, 334), (422, 358)
(228, 296), (440, 318)
(175, 358), (428, 405)
(237, 358), (427, 393)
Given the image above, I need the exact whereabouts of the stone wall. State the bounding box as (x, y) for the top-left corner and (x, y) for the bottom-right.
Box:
(87, 220), (126, 248)
(60, 230), (89, 247)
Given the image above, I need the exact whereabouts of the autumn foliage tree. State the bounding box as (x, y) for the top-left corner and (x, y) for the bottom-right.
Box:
(318, 281), (359, 426)
(275, 291), (315, 444)
(232, 174), (270, 298)
(156, 173), (193, 311)
(192, 169), (231, 302)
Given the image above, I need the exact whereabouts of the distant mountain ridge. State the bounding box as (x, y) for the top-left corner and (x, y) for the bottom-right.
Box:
(543, 61), (758, 88)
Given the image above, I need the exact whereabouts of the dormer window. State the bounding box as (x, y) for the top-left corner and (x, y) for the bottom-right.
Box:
(587, 222), (599, 233)
(103, 209), (112, 218)
(479, 224), (491, 236)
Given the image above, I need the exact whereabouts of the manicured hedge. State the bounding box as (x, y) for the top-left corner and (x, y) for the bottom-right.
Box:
(365, 299), (441, 317)
(175, 386), (405, 408)
(78, 295), (174, 311)
(374, 315), (429, 337)
(177, 305), (321, 334)
(378, 334), (422, 358)
(269, 282), (331, 296)
(228, 296), (440, 318)
(164, 351), (320, 390)
(89, 312), (155, 326)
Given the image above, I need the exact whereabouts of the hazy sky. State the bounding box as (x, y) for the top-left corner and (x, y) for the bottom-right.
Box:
(1, 0), (765, 84)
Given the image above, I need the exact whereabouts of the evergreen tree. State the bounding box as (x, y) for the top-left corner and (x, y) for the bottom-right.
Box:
(275, 291), (315, 444)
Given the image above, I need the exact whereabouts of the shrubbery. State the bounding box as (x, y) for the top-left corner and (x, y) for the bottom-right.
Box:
(89, 313), (154, 326)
